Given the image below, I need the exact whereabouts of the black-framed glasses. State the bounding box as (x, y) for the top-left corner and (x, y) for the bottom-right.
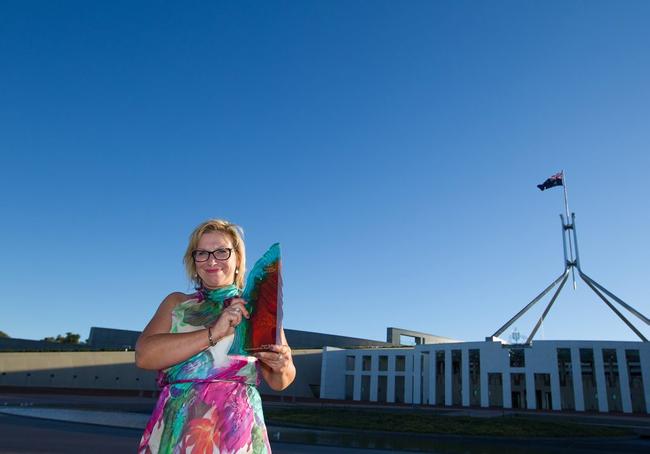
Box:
(192, 248), (233, 262)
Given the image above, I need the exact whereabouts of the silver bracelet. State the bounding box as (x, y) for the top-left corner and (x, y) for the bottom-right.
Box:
(207, 326), (216, 347)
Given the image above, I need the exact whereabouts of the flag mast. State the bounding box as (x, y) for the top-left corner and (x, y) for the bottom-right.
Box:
(562, 170), (577, 289)
(490, 172), (650, 344)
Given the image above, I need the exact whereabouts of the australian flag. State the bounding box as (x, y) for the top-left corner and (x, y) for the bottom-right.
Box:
(537, 172), (564, 191)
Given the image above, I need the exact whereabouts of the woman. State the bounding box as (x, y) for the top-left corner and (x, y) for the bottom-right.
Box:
(136, 219), (295, 454)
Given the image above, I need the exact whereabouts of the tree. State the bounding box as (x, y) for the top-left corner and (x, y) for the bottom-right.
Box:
(0, 330), (9, 338)
(43, 332), (81, 344)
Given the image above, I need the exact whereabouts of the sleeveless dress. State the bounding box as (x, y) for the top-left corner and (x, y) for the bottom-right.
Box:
(139, 291), (272, 454)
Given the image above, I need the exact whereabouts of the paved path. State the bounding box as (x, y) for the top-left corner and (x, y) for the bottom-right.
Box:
(0, 413), (140, 454)
(0, 413), (406, 454)
(2, 393), (650, 453)
(3, 410), (650, 454)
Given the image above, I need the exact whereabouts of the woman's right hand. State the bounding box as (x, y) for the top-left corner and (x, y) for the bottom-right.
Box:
(136, 294), (253, 370)
(210, 298), (250, 340)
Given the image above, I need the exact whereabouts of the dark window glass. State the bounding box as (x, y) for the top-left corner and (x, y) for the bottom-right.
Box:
(602, 349), (622, 412)
(626, 349), (646, 413)
(509, 349), (525, 368)
(395, 376), (405, 403)
(556, 348), (575, 410)
(345, 375), (354, 400)
(361, 376), (371, 401)
(378, 375), (388, 402)
(580, 348), (598, 411)
(362, 355), (372, 371)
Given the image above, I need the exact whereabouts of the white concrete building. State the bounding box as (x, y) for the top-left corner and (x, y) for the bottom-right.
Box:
(320, 340), (650, 414)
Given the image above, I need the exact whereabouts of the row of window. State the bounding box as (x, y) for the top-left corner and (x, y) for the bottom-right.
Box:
(344, 347), (647, 413)
(346, 354), (407, 372)
(348, 348), (643, 373)
(345, 374), (407, 403)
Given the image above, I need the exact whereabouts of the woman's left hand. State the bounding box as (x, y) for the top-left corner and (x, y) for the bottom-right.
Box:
(253, 344), (292, 373)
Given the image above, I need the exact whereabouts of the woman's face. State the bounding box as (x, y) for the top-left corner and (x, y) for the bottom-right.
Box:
(194, 231), (238, 289)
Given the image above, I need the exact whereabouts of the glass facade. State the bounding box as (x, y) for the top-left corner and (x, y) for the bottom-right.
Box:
(362, 355), (371, 371)
(510, 373), (527, 409)
(377, 375), (387, 402)
(509, 348), (525, 368)
(626, 349), (646, 413)
(580, 348), (598, 411)
(361, 375), (371, 401)
(557, 348), (575, 410)
(488, 373), (503, 407)
(602, 349), (622, 412)
(452, 350), (462, 406)
(345, 375), (354, 400)
(534, 373), (552, 410)
(469, 349), (481, 407)
(435, 350), (445, 405)
(395, 375), (405, 403)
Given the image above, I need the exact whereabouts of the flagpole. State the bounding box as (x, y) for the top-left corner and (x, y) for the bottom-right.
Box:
(562, 170), (577, 289)
(562, 171), (569, 219)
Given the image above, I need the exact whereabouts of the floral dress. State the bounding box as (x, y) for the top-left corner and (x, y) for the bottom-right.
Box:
(139, 287), (271, 454)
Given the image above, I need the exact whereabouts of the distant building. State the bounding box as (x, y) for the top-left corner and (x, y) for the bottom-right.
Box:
(83, 326), (413, 351)
(2, 327), (649, 414)
(0, 326), (437, 400)
(87, 327), (140, 350)
(320, 339), (650, 414)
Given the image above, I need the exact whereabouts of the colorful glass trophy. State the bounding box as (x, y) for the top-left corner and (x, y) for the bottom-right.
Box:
(228, 243), (283, 355)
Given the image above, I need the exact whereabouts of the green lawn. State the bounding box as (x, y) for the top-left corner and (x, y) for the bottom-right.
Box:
(263, 408), (632, 438)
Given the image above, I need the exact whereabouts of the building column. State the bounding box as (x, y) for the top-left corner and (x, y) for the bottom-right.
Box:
(387, 356), (395, 403)
(413, 351), (421, 405)
(616, 348), (632, 414)
(571, 348), (585, 412)
(503, 371), (512, 409)
(428, 350), (437, 406)
(353, 355), (361, 401)
(318, 347), (330, 399)
(550, 350), (562, 411)
(593, 347), (608, 413)
(526, 371), (536, 410)
(370, 354), (378, 402)
(480, 353), (489, 408)
(405, 354), (414, 404)
(640, 347), (650, 414)
(461, 349), (470, 407)
(445, 349), (452, 406)
(421, 352), (430, 405)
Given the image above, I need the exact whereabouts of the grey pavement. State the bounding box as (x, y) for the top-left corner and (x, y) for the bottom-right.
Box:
(0, 413), (406, 454)
(2, 393), (650, 453)
(3, 412), (650, 454)
(5, 392), (650, 428)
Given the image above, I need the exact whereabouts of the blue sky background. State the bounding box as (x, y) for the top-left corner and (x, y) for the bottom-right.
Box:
(1, 1), (649, 344)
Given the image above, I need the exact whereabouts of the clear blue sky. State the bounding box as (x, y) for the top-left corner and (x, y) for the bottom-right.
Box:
(1, 1), (649, 344)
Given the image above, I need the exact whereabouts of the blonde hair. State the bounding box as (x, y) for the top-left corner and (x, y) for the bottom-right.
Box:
(184, 219), (246, 289)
